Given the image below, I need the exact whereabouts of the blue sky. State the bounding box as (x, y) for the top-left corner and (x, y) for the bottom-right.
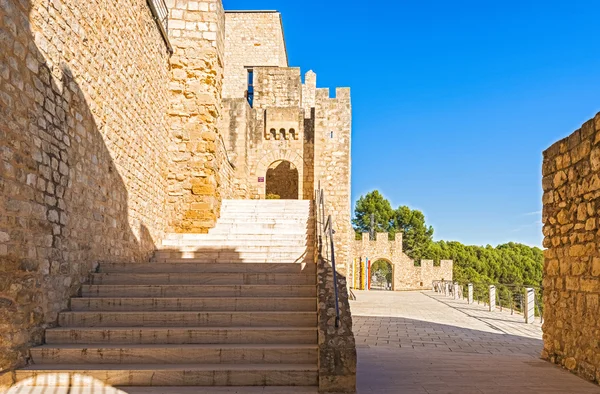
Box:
(224, 0), (600, 247)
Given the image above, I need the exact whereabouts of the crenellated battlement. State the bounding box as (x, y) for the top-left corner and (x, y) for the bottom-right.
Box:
(351, 232), (453, 290)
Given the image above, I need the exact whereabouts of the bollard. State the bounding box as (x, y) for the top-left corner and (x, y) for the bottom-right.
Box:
(489, 285), (496, 312)
(525, 288), (535, 324)
(468, 283), (473, 304)
(453, 283), (460, 300)
(444, 282), (450, 296)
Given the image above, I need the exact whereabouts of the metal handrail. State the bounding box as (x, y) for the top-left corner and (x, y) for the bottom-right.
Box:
(434, 280), (544, 323)
(316, 182), (340, 328)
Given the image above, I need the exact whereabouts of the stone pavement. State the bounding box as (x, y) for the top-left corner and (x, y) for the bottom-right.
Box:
(352, 290), (600, 393)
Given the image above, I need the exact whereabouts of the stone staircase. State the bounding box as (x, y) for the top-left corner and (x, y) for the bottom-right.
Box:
(15, 199), (319, 390)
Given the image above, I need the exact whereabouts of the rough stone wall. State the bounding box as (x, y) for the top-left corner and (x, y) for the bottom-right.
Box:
(317, 255), (357, 393)
(0, 0), (170, 373)
(222, 11), (288, 99)
(351, 233), (453, 290)
(166, 0), (237, 232)
(253, 67), (302, 109)
(313, 88), (353, 276)
(542, 112), (600, 384)
(219, 98), (251, 198)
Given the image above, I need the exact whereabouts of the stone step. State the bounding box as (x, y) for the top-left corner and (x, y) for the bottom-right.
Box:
(163, 233), (311, 241)
(30, 344), (318, 365)
(151, 257), (314, 264)
(154, 246), (313, 254)
(217, 214), (309, 219)
(15, 364), (318, 386)
(71, 297), (316, 312)
(210, 220), (309, 225)
(45, 327), (318, 345)
(152, 252), (312, 263)
(58, 311), (317, 327)
(90, 273), (315, 286)
(222, 199), (310, 204)
(163, 234), (312, 240)
(81, 284), (317, 298)
(207, 228), (310, 235)
(161, 240), (311, 247)
(97, 262), (316, 274)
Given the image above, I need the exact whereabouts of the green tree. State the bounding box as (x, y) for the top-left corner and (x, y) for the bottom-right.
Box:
(352, 190), (395, 236)
(394, 206), (434, 261)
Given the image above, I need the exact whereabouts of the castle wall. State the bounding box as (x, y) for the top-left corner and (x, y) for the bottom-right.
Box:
(542, 112), (600, 384)
(166, 0), (237, 232)
(222, 11), (288, 99)
(0, 0), (171, 371)
(314, 88), (353, 275)
(219, 98), (252, 199)
(352, 233), (453, 290)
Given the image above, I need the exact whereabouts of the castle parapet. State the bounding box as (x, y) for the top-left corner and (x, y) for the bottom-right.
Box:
(351, 232), (453, 291)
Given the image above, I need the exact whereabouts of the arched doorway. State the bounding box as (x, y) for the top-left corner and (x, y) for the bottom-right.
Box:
(371, 259), (393, 291)
(266, 160), (299, 199)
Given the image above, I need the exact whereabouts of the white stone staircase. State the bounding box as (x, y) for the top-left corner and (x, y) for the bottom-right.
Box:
(14, 200), (319, 390)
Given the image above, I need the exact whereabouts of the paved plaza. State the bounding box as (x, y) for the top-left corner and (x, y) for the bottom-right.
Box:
(352, 290), (600, 394)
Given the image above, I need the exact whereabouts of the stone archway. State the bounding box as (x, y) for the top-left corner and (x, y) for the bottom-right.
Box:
(371, 259), (394, 291)
(254, 151), (306, 200)
(265, 160), (299, 199)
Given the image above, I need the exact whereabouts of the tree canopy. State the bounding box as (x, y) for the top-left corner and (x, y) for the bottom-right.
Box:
(352, 190), (395, 235)
(353, 190), (434, 261)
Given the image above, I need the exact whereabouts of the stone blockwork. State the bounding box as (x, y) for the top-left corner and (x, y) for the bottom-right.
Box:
(0, 0), (171, 375)
(313, 88), (353, 276)
(317, 256), (357, 393)
(0, 3), (355, 388)
(222, 11), (288, 99)
(166, 0), (237, 233)
(542, 112), (600, 384)
(218, 11), (353, 275)
(351, 233), (453, 290)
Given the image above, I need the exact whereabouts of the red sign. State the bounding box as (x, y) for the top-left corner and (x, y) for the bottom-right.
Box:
(258, 177), (265, 182)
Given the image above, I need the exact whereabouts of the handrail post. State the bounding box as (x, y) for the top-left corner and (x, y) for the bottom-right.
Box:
(525, 288), (535, 324)
(467, 283), (473, 304)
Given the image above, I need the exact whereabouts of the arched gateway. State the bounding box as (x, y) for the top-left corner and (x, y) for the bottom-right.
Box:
(350, 232), (453, 291)
(266, 160), (299, 199)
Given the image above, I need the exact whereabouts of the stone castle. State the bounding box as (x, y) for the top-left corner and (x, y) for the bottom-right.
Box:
(351, 232), (453, 291)
(0, 0), (355, 390)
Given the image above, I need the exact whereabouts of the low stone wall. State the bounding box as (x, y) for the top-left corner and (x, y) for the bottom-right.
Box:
(542, 112), (600, 384)
(317, 256), (357, 392)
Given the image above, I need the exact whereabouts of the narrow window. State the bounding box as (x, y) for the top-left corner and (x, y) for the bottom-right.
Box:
(289, 128), (296, 140)
(247, 68), (254, 107)
(280, 128), (286, 140)
(269, 128), (277, 140)
(330, 131), (334, 139)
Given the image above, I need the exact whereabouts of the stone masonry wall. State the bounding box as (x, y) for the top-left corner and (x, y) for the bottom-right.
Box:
(222, 11), (288, 99)
(314, 88), (353, 276)
(352, 233), (453, 290)
(542, 112), (600, 384)
(166, 0), (236, 232)
(0, 0), (171, 374)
